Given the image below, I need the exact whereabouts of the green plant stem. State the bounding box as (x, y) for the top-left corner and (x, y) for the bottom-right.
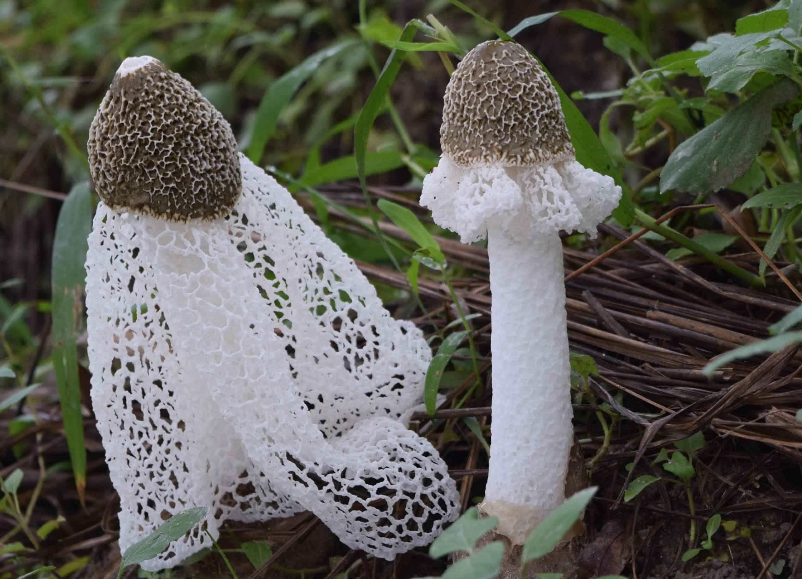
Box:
(773, 128), (800, 180)
(205, 531), (239, 579)
(588, 409), (611, 474)
(686, 484), (697, 544)
(634, 209), (764, 288)
(444, 279), (482, 393)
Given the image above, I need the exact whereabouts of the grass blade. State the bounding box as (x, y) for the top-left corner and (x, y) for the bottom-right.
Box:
(51, 181), (92, 505)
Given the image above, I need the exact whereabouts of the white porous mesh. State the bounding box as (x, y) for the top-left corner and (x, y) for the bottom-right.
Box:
(86, 155), (459, 567)
(86, 211), (301, 571)
(420, 156), (622, 243)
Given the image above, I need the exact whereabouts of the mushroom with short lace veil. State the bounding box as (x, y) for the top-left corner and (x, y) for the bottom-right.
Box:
(86, 56), (459, 571)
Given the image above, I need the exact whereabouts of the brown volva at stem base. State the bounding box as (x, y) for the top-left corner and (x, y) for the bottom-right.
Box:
(457, 442), (591, 579)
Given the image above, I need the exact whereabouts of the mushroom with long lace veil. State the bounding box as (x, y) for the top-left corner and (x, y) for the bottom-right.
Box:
(85, 56), (459, 571)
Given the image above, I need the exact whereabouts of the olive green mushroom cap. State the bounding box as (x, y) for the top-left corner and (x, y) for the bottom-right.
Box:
(441, 40), (575, 168)
(87, 56), (241, 221)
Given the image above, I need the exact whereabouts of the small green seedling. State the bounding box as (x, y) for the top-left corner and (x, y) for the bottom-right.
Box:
(682, 514), (722, 562)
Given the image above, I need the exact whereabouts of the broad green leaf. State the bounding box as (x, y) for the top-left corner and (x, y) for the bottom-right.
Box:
(425, 331), (470, 415)
(742, 182), (802, 209)
(522, 487), (597, 563)
(377, 199), (445, 262)
(463, 416), (490, 455)
(37, 515), (65, 540)
(662, 451), (694, 482)
(676, 432), (705, 455)
(246, 38), (358, 162)
(707, 50), (796, 93)
(441, 541), (505, 579)
(791, 0), (802, 32)
(0, 366), (14, 379)
(18, 567), (56, 578)
(759, 205), (802, 275)
(4, 468), (23, 494)
(661, 79), (799, 194)
(299, 152), (404, 187)
(736, 9), (789, 35)
(430, 507), (499, 558)
(118, 507), (208, 574)
(666, 233), (736, 261)
(696, 31), (796, 82)
(682, 548), (701, 562)
(51, 181), (91, 503)
(624, 475), (660, 502)
(770, 304), (802, 334)
(569, 353), (599, 383)
(652, 448), (670, 465)
(703, 331), (802, 375)
(706, 514), (722, 539)
(508, 11), (651, 61)
(242, 540), (273, 569)
(0, 383), (43, 413)
(379, 40), (459, 52)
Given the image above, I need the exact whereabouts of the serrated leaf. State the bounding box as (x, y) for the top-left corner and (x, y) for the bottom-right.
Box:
(246, 38), (358, 162)
(661, 79), (799, 194)
(4, 468), (23, 494)
(522, 487), (597, 563)
(624, 475), (660, 502)
(118, 507), (208, 573)
(0, 383), (43, 413)
(742, 182), (802, 209)
(770, 304), (802, 334)
(704, 331), (802, 375)
(662, 452), (695, 482)
(424, 330), (470, 415)
(736, 9), (789, 35)
(377, 199), (444, 262)
(675, 432), (705, 455)
(441, 541), (505, 579)
(242, 540), (273, 569)
(430, 507), (499, 558)
(666, 233), (737, 261)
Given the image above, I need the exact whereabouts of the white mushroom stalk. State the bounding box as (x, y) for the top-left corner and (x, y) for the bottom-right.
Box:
(86, 57), (458, 571)
(421, 41), (621, 544)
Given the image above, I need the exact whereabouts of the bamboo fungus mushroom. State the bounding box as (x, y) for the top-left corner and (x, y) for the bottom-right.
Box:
(86, 57), (459, 571)
(421, 40), (621, 545)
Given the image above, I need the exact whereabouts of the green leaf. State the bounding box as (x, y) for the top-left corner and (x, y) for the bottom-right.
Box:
(246, 38), (358, 162)
(791, 0), (802, 32)
(662, 452), (695, 482)
(51, 181), (91, 502)
(0, 366), (14, 379)
(377, 199), (445, 262)
(299, 152), (404, 187)
(425, 331), (470, 415)
(769, 559), (787, 575)
(448, 0), (511, 40)
(118, 507), (208, 574)
(794, 110), (802, 130)
(430, 507), (499, 558)
(770, 304), (802, 334)
(682, 548), (701, 562)
(56, 556), (90, 576)
(4, 468), (23, 494)
(378, 40), (460, 52)
(569, 353), (599, 383)
(760, 204), (802, 275)
(652, 448), (670, 465)
(37, 515), (65, 540)
(463, 417), (490, 455)
(676, 432), (705, 455)
(18, 567), (56, 578)
(661, 79), (799, 194)
(406, 260), (420, 296)
(742, 182), (802, 209)
(736, 9), (789, 35)
(706, 514), (722, 540)
(0, 383), (43, 413)
(241, 540), (273, 569)
(440, 541), (505, 579)
(707, 50), (796, 93)
(508, 11), (651, 61)
(0, 542), (25, 555)
(703, 331), (802, 375)
(666, 233), (737, 261)
(729, 161), (766, 194)
(522, 487), (597, 563)
(624, 475), (660, 502)
(198, 82), (236, 119)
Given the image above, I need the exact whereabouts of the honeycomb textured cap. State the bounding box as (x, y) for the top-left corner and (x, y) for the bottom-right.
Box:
(441, 40), (575, 167)
(87, 56), (241, 221)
